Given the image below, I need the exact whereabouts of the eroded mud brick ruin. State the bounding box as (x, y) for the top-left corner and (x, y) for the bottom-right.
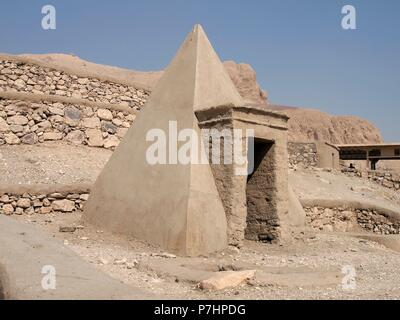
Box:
(84, 25), (304, 256)
(197, 106), (290, 245)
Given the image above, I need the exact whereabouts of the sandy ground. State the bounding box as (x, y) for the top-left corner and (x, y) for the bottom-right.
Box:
(10, 212), (400, 299)
(290, 168), (400, 212)
(0, 142), (111, 185)
(2, 143), (400, 299)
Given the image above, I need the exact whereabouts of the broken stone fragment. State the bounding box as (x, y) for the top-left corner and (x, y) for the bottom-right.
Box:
(4, 132), (20, 144)
(66, 130), (85, 145)
(103, 135), (119, 149)
(59, 226), (77, 233)
(14, 78), (26, 89)
(98, 257), (109, 265)
(113, 258), (127, 265)
(97, 108), (113, 121)
(86, 129), (103, 147)
(10, 124), (24, 133)
(52, 199), (75, 212)
(48, 106), (64, 116)
(43, 132), (63, 141)
(79, 194), (90, 201)
(15, 207), (24, 215)
(82, 117), (101, 128)
(64, 106), (82, 122)
(198, 270), (256, 290)
(0, 195), (11, 203)
(101, 121), (117, 134)
(126, 260), (139, 269)
(77, 77), (89, 85)
(16, 198), (31, 209)
(7, 115), (28, 125)
(2, 204), (14, 215)
(151, 252), (177, 259)
(0, 117), (10, 132)
(49, 192), (65, 199)
(21, 133), (38, 145)
(39, 206), (52, 214)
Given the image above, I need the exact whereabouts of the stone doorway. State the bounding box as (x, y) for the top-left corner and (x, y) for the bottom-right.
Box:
(245, 138), (278, 242)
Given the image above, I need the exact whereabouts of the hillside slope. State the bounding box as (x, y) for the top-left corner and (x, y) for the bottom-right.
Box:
(281, 108), (383, 144)
(8, 53), (383, 144)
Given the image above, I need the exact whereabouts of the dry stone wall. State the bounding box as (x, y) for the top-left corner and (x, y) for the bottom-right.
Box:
(0, 190), (89, 215)
(365, 171), (400, 191)
(0, 60), (149, 109)
(305, 206), (400, 235)
(0, 98), (136, 149)
(288, 142), (317, 169)
(343, 169), (400, 192)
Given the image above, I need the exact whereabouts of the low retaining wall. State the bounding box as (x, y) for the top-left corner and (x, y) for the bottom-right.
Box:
(343, 169), (400, 191)
(0, 59), (149, 109)
(366, 170), (400, 191)
(288, 142), (317, 169)
(304, 206), (400, 235)
(0, 96), (136, 149)
(0, 184), (91, 216)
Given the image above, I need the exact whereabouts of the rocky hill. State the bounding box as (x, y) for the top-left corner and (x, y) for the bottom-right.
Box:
(279, 107), (383, 144)
(1, 53), (383, 144)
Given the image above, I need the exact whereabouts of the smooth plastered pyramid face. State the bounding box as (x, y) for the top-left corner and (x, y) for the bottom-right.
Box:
(83, 25), (237, 256)
(146, 24), (244, 114)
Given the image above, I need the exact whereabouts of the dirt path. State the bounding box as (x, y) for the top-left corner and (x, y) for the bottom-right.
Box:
(10, 212), (400, 300)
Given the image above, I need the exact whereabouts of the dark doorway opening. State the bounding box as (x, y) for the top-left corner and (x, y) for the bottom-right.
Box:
(245, 139), (278, 242)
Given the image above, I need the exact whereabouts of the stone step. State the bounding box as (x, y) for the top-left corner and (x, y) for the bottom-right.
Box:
(0, 214), (155, 299)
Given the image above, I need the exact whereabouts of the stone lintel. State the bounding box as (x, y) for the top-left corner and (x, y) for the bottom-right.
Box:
(196, 104), (288, 131)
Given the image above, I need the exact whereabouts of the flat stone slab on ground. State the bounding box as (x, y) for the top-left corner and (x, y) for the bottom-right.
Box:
(0, 215), (155, 299)
(199, 270), (256, 290)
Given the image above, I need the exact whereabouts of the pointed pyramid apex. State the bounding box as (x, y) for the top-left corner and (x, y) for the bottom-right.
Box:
(190, 24), (244, 110)
(192, 24), (203, 32)
(149, 24), (245, 112)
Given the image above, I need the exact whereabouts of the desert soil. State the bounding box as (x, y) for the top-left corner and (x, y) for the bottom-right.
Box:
(0, 142), (111, 185)
(290, 168), (400, 211)
(11, 211), (400, 300)
(4, 142), (400, 299)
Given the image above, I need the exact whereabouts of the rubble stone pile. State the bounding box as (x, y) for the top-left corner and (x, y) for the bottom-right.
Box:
(305, 206), (400, 235)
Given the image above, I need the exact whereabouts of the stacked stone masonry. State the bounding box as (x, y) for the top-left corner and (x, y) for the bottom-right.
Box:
(343, 169), (400, 192)
(0, 98), (136, 149)
(305, 206), (400, 235)
(288, 142), (317, 169)
(0, 60), (149, 108)
(0, 191), (89, 216)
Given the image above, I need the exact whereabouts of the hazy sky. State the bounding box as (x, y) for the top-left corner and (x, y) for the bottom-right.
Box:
(1, 0), (399, 141)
